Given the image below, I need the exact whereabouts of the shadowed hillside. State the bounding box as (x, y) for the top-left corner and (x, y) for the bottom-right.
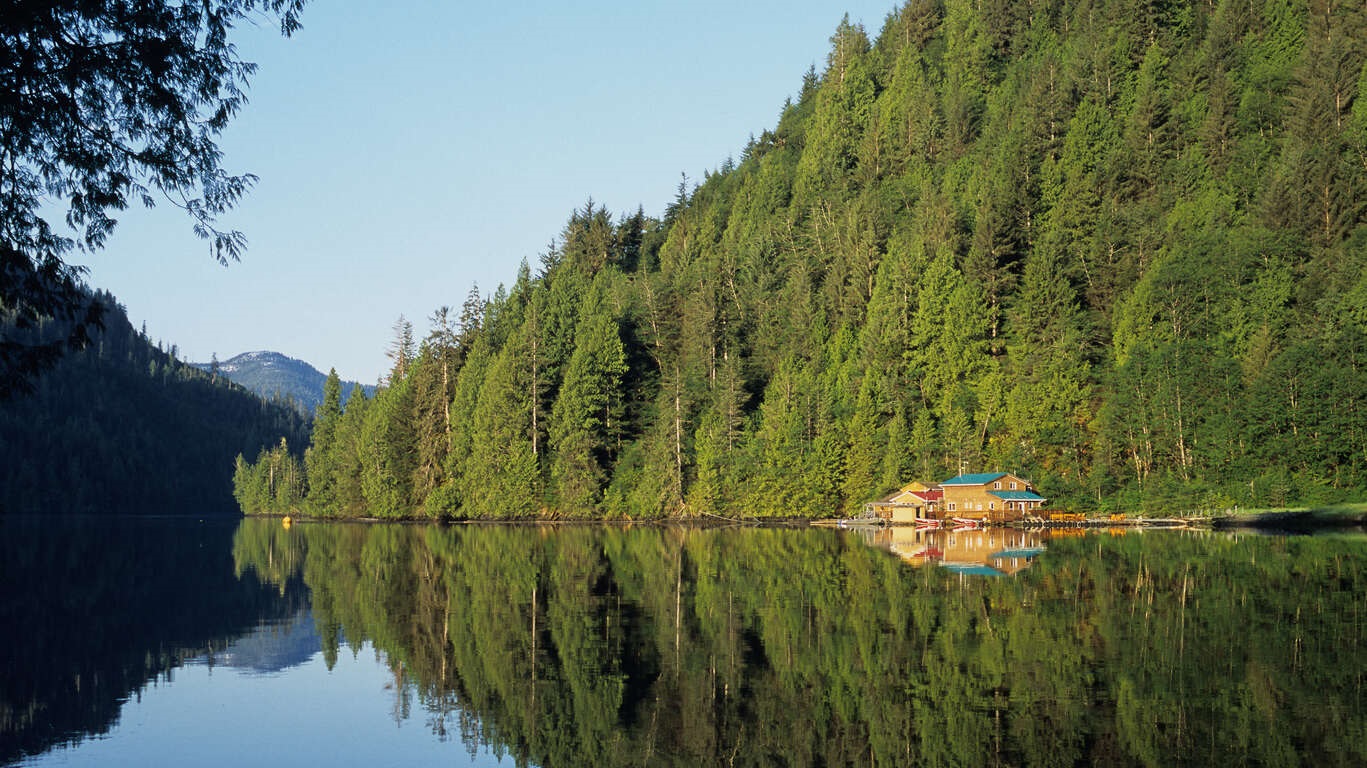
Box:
(0, 292), (309, 516)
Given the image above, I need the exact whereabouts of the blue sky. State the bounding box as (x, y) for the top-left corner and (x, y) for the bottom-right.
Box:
(80, 1), (899, 384)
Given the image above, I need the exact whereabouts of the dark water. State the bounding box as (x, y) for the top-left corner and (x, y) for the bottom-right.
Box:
(2, 517), (1364, 767)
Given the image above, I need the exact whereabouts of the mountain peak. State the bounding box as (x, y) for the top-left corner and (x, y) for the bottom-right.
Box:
(195, 352), (371, 413)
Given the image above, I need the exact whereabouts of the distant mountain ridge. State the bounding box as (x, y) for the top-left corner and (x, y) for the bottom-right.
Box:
(0, 293), (310, 516)
(194, 351), (372, 415)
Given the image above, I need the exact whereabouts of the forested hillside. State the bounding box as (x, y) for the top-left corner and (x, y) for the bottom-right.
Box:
(0, 292), (309, 515)
(242, 0), (1367, 519)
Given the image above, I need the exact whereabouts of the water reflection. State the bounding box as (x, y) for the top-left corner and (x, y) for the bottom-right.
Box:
(4, 517), (1365, 767)
(193, 608), (320, 675)
(0, 516), (306, 766)
(232, 520), (1365, 767)
(858, 526), (1049, 575)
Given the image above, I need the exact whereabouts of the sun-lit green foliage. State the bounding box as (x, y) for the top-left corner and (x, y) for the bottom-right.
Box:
(231, 520), (1367, 766)
(240, 0), (1367, 518)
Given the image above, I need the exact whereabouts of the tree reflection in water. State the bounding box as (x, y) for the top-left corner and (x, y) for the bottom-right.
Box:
(0, 517), (306, 765)
(231, 520), (1366, 767)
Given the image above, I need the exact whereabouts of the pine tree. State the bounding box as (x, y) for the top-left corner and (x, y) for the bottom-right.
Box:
(793, 16), (876, 207)
(549, 305), (627, 515)
(304, 368), (344, 515)
(359, 379), (416, 518)
(464, 325), (541, 518)
(331, 385), (370, 517)
(385, 315), (416, 383)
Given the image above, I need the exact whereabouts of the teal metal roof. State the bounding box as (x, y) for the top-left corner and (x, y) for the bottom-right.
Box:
(940, 472), (1007, 485)
(940, 563), (1006, 577)
(988, 490), (1046, 501)
(989, 547), (1048, 559)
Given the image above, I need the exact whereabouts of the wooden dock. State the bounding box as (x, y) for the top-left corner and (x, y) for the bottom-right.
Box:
(1012, 513), (1199, 529)
(818, 515), (1202, 530)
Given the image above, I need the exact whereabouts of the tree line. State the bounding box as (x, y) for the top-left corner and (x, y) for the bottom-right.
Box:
(239, 0), (1367, 519)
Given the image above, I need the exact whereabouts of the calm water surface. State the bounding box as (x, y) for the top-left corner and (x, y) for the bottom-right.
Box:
(2, 516), (1364, 766)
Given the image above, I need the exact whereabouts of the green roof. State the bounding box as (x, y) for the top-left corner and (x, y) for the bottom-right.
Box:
(988, 490), (1046, 502)
(940, 472), (1007, 486)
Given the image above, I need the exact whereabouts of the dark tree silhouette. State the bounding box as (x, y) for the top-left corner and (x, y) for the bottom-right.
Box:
(0, 0), (306, 396)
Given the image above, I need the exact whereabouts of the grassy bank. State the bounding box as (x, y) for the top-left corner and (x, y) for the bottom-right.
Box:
(1210, 503), (1367, 531)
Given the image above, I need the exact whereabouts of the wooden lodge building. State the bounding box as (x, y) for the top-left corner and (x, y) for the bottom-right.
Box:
(866, 472), (1046, 524)
(941, 472), (1047, 521)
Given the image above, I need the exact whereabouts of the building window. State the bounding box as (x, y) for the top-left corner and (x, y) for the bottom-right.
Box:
(989, 502), (995, 510)
(948, 503), (956, 512)
(1010, 482), (1017, 490)
(994, 481), (1001, 489)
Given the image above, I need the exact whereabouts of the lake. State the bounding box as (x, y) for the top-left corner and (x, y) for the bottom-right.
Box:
(2, 516), (1364, 767)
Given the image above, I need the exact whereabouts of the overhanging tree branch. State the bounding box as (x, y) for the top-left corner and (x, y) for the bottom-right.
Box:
(0, 0), (306, 396)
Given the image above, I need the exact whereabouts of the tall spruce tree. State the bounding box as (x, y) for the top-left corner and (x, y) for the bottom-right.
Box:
(303, 368), (343, 515)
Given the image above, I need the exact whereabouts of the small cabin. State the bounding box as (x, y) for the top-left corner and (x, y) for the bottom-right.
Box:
(865, 481), (940, 524)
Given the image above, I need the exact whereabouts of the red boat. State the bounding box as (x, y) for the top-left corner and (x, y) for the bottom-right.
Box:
(951, 517), (984, 529)
(914, 518), (942, 530)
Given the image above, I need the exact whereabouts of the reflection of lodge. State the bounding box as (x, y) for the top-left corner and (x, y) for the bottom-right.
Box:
(865, 527), (1047, 576)
(865, 472), (1046, 525)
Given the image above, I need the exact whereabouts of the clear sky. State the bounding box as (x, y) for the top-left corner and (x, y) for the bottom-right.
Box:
(79, 1), (900, 384)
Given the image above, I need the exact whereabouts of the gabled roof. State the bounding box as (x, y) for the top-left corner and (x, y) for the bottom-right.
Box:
(988, 490), (1046, 502)
(940, 472), (1007, 486)
(909, 489), (943, 502)
(878, 481), (925, 502)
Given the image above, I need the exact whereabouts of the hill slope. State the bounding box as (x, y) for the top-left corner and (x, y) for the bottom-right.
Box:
(195, 351), (372, 415)
(248, 0), (1367, 519)
(0, 293), (310, 516)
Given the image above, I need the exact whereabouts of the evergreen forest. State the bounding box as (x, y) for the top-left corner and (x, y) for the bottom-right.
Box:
(240, 0), (1367, 519)
(0, 292), (309, 516)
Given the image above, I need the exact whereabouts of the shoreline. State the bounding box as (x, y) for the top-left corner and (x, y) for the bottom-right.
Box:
(245, 503), (1367, 532)
(1209, 507), (1367, 532)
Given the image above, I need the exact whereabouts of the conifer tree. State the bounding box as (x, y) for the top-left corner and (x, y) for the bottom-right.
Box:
(793, 16), (876, 208)
(359, 379), (415, 518)
(304, 368), (343, 515)
(464, 325), (540, 518)
(331, 385), (370, 517)
(549, 304), (627, 515)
